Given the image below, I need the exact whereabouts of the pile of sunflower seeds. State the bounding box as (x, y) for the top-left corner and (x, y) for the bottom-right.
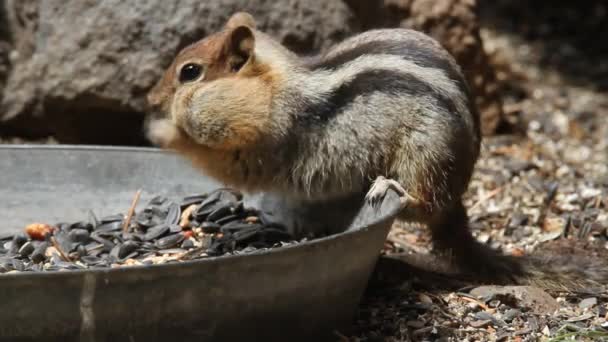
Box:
(0, 188), (300, 273)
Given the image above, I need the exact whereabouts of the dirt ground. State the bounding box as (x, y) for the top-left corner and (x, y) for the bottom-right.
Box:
(349, 2), (608, 341)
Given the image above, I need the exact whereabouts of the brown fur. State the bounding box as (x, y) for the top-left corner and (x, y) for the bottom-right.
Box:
(146, 12), (607, 290)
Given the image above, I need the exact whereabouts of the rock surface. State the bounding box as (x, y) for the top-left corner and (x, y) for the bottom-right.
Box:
(0, 0), (504, 144)
(0, 0), (357, 144)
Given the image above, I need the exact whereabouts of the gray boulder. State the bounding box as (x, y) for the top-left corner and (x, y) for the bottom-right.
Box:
(0, 0), (357, 144)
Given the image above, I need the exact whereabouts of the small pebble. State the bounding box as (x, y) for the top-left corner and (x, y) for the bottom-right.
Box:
(502, 309), (521, 322)
(578, 297), (597, 309)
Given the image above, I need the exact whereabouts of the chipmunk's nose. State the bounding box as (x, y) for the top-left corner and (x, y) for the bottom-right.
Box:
(146, 88), (170, 119)
(147, 91), (162, 109)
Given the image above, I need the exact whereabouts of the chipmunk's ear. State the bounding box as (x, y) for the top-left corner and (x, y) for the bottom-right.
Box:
(224, 24), (255, 72)
(225, 12), (256, 30)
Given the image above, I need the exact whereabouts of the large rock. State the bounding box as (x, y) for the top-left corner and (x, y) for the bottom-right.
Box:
(0, 0), (357, 144)
(0, 1), (11, 111)
(0, 0), (504, 144)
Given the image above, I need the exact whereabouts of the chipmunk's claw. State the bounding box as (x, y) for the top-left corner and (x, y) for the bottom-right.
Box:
(365, 176), (410, 209)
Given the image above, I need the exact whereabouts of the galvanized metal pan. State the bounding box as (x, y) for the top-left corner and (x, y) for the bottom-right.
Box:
(0, 145), (403, 342)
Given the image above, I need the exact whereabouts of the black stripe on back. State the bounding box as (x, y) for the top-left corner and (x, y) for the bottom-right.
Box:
(296, 69), (459, 125)
(307, 39), (466, 88)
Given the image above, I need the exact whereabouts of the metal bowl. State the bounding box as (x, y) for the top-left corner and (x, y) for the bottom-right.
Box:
(0, 145), (403, 342)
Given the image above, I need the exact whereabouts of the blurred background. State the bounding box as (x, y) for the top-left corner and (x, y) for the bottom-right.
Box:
(0, 0), (606, 147)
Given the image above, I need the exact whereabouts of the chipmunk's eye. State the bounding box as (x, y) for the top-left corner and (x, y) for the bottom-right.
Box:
(179, 63), (204, 83)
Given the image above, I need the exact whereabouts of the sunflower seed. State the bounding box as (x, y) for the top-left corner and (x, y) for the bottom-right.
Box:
(96, 221), (123, 233)
(179, 194), (207, 208)
(155, 234), (185, 249)
(164, 202), (181, 225)
(18, 242), (35, 257)
(200, 221), (221, 234)
(31, 241), (49, 263)
(181, 239), (195, 249)
(207, 204), (233, 222)
(118, 241), (139, 259)
(143, 224), (169, 241)
(68, 229), (90, 243)
(168, 224), (183, 234)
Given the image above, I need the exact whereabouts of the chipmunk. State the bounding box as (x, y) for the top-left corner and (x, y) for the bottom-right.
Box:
(145, 12), (607, 288)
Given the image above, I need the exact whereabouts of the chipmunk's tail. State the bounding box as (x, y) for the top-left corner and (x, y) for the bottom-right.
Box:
(516, 252), (608, 292)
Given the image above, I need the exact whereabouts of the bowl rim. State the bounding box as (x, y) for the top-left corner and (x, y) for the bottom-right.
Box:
(0, 144), (403, 279)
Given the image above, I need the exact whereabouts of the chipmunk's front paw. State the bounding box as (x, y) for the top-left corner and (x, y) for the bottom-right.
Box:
(365, 176), (412, 209)
(146, 119), (179, 148)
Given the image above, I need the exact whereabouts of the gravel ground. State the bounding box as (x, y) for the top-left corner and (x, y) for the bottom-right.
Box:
(348, 3), (608, 341)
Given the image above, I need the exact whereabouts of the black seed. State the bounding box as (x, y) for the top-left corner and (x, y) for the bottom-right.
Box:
(109, 244), (121, 261)
(130, 233), (144, 242)
(11, 234), (27, 250)
(54, 230), (75, 253)
(70, 221), (93, 231)
(81, 255), (102, 266)
(233, 227), (261, 243)
(179, 194), (207, 208)
(214, 188), (242, 202)
(68, 229), (90, 243)
(165, 202), (181, 225)
(168, 224), (183, 234)
(155, 234), (185, 249)
(95, 221), (123, 233)
(100, 214), (124, 224)
(201, 221), (221, 234)
(31, 241), (49, 263)
(121, 231), (139, 241)
(76, 244), (88, 258)
(118, 241), (139, 259)
(143, 224), (170, 241)
(221, 221), (260, 234)
(135, 207), (166, 228)
(199, 191), (221, 207)
(181, 239), (195, 249)
(91, 235), (115, 253)
(123, 251), (139, 260)
(18, 241), (35, 257)
(192, 201), (220, 221)
(207, 205), (233, 222)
